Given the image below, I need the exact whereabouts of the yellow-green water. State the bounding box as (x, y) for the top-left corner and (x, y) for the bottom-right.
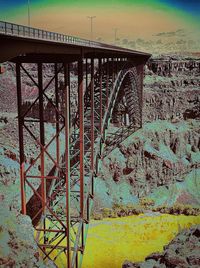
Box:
(82, 214), (200, 268)
(36, 214), (200, 267)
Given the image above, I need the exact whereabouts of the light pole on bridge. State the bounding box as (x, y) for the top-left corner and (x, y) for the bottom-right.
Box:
(87, 16), (96, 41)
(113, 28), (118, 44)
(27, 0), (30, 27)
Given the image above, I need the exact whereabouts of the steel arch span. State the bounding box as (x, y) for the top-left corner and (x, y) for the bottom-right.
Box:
(108, 65), (143, 128)
(0, 21), (151, 268)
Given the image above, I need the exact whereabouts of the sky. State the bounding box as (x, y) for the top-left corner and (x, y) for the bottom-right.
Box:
(0, 0), (199, 43)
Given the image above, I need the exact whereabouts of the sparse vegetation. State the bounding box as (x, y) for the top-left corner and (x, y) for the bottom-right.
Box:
(92, 213), (103, 220)
(101, 208), (114, 218)
(139, 197), (155, 209)
(0, 116), (8, 124)
(92, 202), (200, 220)
(153, 203), (200, 216)
(113, 203), (143, 217)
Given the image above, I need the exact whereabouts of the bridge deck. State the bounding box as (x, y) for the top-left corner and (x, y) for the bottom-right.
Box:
(0, 21), (151, 63)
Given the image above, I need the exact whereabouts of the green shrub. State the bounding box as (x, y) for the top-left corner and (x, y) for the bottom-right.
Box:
(110, 211), (118, 218)
(170, 203), (185, 215)
(101, 208), (113, 218)
(112, 203), (122, 210)
(193, 207), (200, 216)
(112, 203), (143, 216)
(183, 205), (197, 216)
(130, 205), (143, 215)
(93, 213), (103, 220)
(139, 197), (155, 209)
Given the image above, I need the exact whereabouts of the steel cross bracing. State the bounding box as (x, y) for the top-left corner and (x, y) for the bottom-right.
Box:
(16, 59), (144, 267)
(15, 57), (144, 267)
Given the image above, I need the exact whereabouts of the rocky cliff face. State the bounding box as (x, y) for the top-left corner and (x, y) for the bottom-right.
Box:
(95, 120), (200, 209)
(0, 116), (62, 268)
(94, 56), (200, 210)
(143, 87), (200, 122)
(122, 225), (200, 268)
(143, 57), (200, 123)
(0, 205), (55, 268)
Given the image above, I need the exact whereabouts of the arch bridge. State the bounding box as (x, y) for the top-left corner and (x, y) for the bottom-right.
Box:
(0, 21), (151, 268)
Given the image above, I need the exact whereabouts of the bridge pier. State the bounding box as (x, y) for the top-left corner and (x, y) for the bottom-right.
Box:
(64, 63), (71, 268)
(16, 62), (26, 215)
(14, 57), (145, 267)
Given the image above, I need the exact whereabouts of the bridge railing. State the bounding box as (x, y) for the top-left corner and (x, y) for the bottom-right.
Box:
(0, 20), (130, 52)
(0, 21), (91, 46)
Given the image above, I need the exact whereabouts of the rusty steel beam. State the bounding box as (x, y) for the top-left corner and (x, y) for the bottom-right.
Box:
(112, 57), (114, 89)
(38, 63), (46, 213)
(55, 63), (60, 181)
(90, 58), (94, 172)
(106, 58), (109, 109)
(99, 58), (102, 134)
(64, 64), (71, 268)
(140, 65), (144, 128)
(78, 53), (84, 219)
(116, 58), (118, 78)
(16, 63), (26, 215)
(85, 58), (88, 90)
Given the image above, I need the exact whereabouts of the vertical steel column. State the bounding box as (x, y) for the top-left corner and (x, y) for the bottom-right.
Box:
(38, 63), (47, 249)
(38, 63), (46, 212)
(112, 57), (114, 89)
(16, 62), (26, 215)
(116, 58), (118, 77)
(86, 196), (90, 222)
(55, 64), (60, 173)
(78, 53), (84, 218)
(99, 58), (102, 134)
(106, 58), (109, 109)
(114, 58), (116, 80)
(90, 58), (94, 171)
(67, 63), (71, 129)
(85, 58), (88, 90)
(140, 65), (144, 128)
(64, 64), (71, 268)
